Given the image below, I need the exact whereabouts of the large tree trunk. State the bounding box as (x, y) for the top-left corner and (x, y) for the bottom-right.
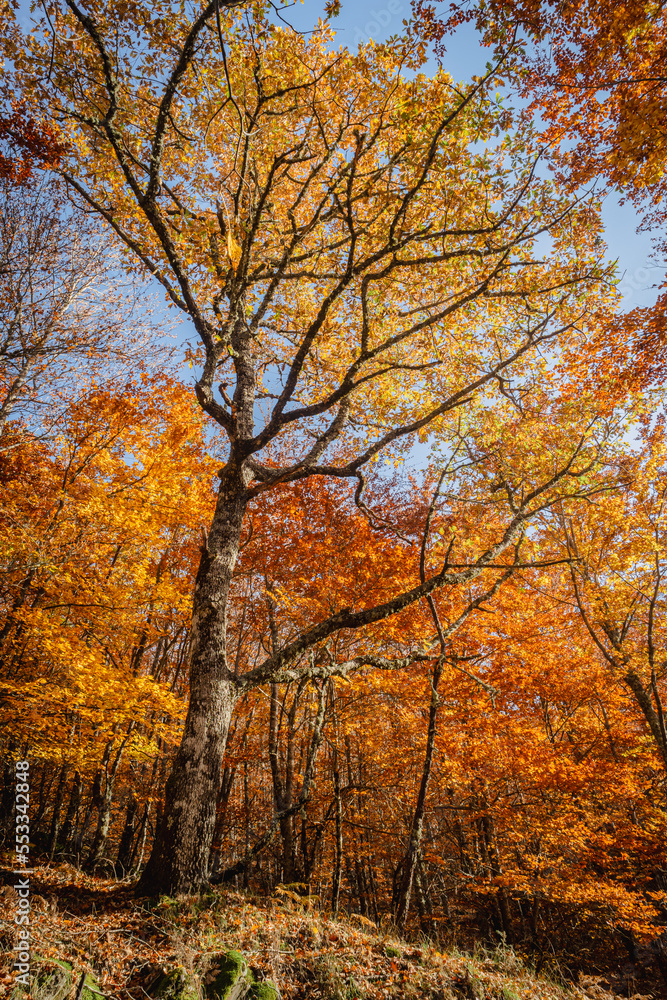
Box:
(137, 469), (248, 895)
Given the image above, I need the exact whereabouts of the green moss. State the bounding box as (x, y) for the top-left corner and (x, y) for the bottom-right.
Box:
(249, 983), (278, 1000)
(63, 966), (102, 1000)
(151, 967), (200, 1000)
(77, 972), (103, 1000)
(14, 958), (103, 1000)
(205, 951), (250, 1000)
(384, 945), (402, 959)
(15, 960), (71, 1000)
(38, 957), (73, 1000)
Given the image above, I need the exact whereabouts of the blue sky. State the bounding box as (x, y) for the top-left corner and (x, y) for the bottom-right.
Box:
(279, 0), (662, 313)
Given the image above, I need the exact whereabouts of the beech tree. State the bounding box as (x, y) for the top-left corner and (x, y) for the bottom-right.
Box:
(5, 3), (618, 893)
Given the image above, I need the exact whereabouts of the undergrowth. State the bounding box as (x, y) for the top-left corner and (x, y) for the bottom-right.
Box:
(0, 863), (656, 1000)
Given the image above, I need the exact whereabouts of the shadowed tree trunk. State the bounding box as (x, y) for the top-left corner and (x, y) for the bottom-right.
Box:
(116, 791), (138, 874)
(87, 730), (132, 870)
(330, 683), (344, 916)
(0, 750), (16, 847)
(46, 763), (68, 859)
(268, 677), (307, 884)
(395, 656), (442, 930)
(60, 772), (82, 853)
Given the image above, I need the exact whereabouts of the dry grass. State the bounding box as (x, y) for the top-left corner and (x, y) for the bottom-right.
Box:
(0, 863), (656, 1000)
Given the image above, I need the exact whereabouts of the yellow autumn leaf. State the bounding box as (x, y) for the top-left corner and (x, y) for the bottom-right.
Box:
(227, 230), (242, 271)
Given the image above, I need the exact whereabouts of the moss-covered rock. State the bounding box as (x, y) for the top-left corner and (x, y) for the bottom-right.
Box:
(12, 959), (71, 1000)
(150, 967), (200, 1000)
(203, 950), (278, 1000)
(248, 981), (278, 1000)
(204, 951), (250, 1000)
(384, 945), (402, 959)
(12, 957), (103, 1000)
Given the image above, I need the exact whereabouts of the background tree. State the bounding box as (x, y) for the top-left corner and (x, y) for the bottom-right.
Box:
(0, 373), (214, 865)
(0, 177), (158, 442)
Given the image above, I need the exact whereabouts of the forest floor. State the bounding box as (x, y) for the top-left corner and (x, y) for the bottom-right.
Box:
(0, 863), (662, 1000)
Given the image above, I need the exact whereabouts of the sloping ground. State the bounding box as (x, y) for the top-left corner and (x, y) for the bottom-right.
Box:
(0, 864), (658, 1000)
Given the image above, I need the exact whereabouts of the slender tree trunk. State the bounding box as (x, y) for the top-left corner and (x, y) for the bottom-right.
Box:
(478, 791), (512, 942)
(33, 764), (56, 845)
(344, 736), (369, 916)
(395, 660), (442, 930)
(0, 750), (16, 846)
(267, 592), (304, 885)
(332, 765), (343, 916)
(74, 775), (99, 862)
(87, 733), (131, 870)
(116, 791), (138, 874)
(86, 747), (111, 869)
(137, 468), (249, 894)
(209, 763), (236, 875)
(60, 772), (82, 853)
(243, 760), (250, 890)
(329, 683), (344, 916)
(268, 680), (299, 882)
(46, 763), (68, 859)
(365, 847), (380, 924)
(396, 493), (448, 929)
(130, 803), (150, 870)
(414, 859), (434, 934)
